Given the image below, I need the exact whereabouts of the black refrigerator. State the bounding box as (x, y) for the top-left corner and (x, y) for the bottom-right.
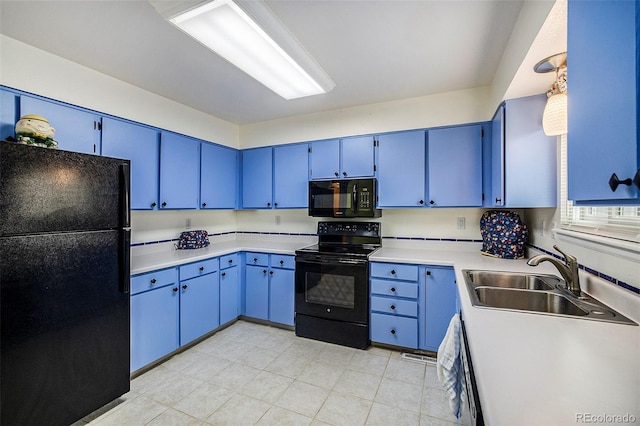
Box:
(0, 142), (131, 425)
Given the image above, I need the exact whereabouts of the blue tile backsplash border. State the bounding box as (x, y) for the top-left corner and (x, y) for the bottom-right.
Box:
(527, 243), (639, 295)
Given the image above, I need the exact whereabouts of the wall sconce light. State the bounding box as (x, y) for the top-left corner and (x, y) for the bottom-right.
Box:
(534, 52), (567, 136)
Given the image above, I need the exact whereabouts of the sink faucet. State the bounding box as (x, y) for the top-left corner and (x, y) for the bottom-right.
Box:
(527, 245), (581, 296)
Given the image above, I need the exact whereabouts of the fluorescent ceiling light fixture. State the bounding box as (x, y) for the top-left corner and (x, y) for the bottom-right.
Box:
(164, 0), (335, 100)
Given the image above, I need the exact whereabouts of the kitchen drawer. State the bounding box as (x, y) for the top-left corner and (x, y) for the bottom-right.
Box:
(370, 263), (418, 281)
(370, 278), (418, 299)
(220, 253), (239, 269)
(131, 267), (177, 295)
(179, 258), (219, 281)
(270, 254), (295, 270)
(371, 313), (418, 348)
(371, 296), (418, 317)
(245, 252), (269, 266)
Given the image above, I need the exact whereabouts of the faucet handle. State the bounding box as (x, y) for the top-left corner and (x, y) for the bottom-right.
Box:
(553, 245), (576, 263)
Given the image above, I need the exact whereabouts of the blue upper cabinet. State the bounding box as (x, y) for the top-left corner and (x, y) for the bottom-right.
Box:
(19, 95), (101, 155)
(273, 143), (309, 208)
(341, 135), (375, 178)
(201, 142), (238, 209)
(491, 95), (557, 207)
(159, 132), (200, 209)
(309, 136), (375, 179)
(567, 0), (639, 203)
(102, 117), (160, 210)
(1, 88), (18, 140)
(242, 146), (273, 209)
(309, 138), (340, 179)
(377, 130), (426, 207)
(427, 125), (483, 207)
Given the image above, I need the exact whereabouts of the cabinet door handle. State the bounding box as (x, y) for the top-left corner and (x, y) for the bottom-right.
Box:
(150, 202), (157, 208)
(269, 270), (274, 275)
(426, 270), (431, 276)
(634, 170), (640, 189)
(172, 287), (178, 292)
(221, 272), (226, 277)
(390, 305), (396, 310)
(267, 202), (271, 207)
(262, 269), (267, 274)
(429, 200), (435, 205)
(342, 171), (347, 177)
(419, 200), (424, 205)
(182, 284), (188, 290)
(608, 173), (633, 192)
(495, 197), (502, 204)
(150, 278), (157, 284)
(161, 201), (167, 207)
(202, 202), (207, 207)
(390, 329), (396, 335)
(334, 172), (339, 177)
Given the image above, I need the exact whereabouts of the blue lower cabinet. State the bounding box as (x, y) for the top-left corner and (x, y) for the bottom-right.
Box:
(220, 264), (240, 325)
(179, 273), (220, 346)
(269, 268), (295, 326)
(370, 313), (418, 348)
(243, 252), (295, 326)
(245, 264), (270, 320)
(130, 269), (179, 372)
(421, 266), (457, 352)
(370, 262), (420, 348)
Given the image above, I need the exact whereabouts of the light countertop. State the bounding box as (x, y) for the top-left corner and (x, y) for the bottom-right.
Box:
(131, 237), (640, 425)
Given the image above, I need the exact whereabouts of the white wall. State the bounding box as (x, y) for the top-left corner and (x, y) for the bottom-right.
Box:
(0, 35), (239, 149)
(236, 208), (496, 241)
(131, 210), (236, 244)
(240, 86), (493, 149)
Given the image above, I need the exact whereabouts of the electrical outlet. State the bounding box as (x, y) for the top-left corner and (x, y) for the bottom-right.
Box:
(275, 215), (281, 225)
(456, 217), (466, 230)
(185, 218), (191, 229)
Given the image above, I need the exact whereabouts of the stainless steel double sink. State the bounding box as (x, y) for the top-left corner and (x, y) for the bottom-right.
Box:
(463, 270), (637, 325)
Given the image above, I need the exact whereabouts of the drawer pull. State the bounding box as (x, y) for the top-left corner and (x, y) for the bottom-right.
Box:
(269, 270), (274, 276)
(182, 284), (188, 290)
(199, 266), (205, 271)
(253, 257), (258, 263)
(390, 269), (396, 275)
(228, 259), (233, 264)
(390, 287), (396, 292)
(150, 278), (157, 284)
(262, 269), (267, 274)
(280, 260), (284, 265)
(390, 305), (396, 310)
(172, 287), (178, 293)
(221, 272), (226, 277)
(390, 329), (396, 335)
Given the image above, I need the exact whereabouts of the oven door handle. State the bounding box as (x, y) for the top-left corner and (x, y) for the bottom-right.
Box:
(295, 257), (368, 266)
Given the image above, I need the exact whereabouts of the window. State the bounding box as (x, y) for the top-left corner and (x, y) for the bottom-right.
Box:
(560, 135), (640, 243)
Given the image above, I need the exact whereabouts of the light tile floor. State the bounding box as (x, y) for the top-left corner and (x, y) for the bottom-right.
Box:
(77, 320), (462, 426)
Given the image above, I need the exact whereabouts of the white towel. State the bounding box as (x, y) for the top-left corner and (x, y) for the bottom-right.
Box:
(437, 313), (466, 418)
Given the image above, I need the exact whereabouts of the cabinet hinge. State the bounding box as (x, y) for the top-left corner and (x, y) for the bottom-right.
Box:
(373, 138), (378, 147)
(373, 165), (377, 172)
(482, 192), (485, 201)
(481, 128), (484, 138)
(308, 146), (312, 153)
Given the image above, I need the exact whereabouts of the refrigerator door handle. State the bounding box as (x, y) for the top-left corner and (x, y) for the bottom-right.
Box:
(120, 163), (131, 228)
(120, 229), (131, 294)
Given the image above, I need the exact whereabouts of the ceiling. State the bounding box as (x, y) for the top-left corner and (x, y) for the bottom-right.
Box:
(0, 0), (553, 125)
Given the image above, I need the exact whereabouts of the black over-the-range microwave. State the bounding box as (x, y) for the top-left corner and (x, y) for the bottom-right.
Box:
(308, 178), (381, 218)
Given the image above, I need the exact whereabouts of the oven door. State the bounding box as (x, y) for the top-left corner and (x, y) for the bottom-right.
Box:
(295, 254), (369, 324)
